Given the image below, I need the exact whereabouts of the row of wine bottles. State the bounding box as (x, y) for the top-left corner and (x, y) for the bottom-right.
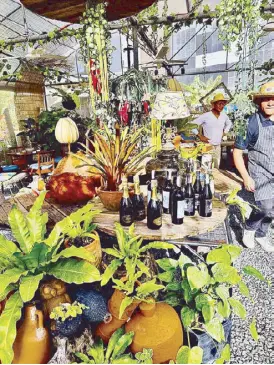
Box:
(119, 170), (213, 230)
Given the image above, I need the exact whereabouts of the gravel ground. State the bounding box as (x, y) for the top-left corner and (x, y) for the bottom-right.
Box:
(228, 190), (274, 364)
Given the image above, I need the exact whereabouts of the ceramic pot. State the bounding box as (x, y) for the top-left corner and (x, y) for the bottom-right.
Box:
(95, 288), (140, 343)
(13, 305), (50, 364)
(65, 231), (102, 268)
(97, 190), (123, 212)
(54, 316), (83, 338)
(125, 301), (183, 364)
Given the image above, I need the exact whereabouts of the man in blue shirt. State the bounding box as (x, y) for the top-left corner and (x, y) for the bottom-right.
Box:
(233, 81), (274, 252)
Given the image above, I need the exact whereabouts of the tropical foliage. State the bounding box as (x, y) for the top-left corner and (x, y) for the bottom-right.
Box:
(50, 302), (87, 322)
(0, 193), (101, 364)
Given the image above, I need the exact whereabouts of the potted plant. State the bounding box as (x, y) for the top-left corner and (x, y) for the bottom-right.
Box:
(74, 123), (154, 211)
(50, 301), (87, 338)
(0, 192), (101, 364)
(156, 245), (265, 363)
(62, 204), (102, 268)
(75, 327), (153, 364)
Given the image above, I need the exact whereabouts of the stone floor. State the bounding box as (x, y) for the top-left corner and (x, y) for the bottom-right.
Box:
(228, 192), (274, 364)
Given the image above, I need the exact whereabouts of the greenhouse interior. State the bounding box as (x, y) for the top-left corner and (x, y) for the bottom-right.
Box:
(0, 0), (273, 364)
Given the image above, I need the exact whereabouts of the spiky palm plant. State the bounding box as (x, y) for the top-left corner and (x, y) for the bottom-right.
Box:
(75, 123), (154, 191)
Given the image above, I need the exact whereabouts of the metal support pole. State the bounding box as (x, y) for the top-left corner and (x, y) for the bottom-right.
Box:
(132, 26), (139, 70)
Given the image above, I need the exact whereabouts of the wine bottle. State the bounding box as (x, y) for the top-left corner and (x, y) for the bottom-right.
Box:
(199, 173), (213, 217)
(193, 171), (202, 213)
(184, 173), (195, 216)
(163, 169), (173, 214)
(120, 176), (134, 226)
(171, 176), (185, 225)
(147, 180), (162, 230)
(147, 170), (155, 204)
(132, 175), (146, 221)
(169, 174), (177, 213)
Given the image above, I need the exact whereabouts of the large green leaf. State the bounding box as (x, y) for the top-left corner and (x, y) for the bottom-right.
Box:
(215, 285), (230, 302)
(19, 273), (43, 303)
(46, 259), (101, 284)
(176, 346), (203, 364)
(211, 263), (241, 285)
(26, 192), (48, 245)
(204, 318), (225, 343)
(195, 294), (215, 311)
(158, 271), (174, 283)
(8, 206), (32, 253)
(1, 267), (26, 294)
(202, 305), (214, 323)
(224, 245), (242, 262)
(238, 281), (250, 298)
(52, 246), (96, 263)
(119, 296), (134, 319)
(249, 318), (259, 341)
(181, 279), (195, 304)
(44, 224), (64, 249)
(101, 259), (122, 286)
(103, 248), (123, 259)
(20, 243), (49, 270)
(112, 355), (137, 364)
(136, 279), (164, 298)
(106, 328), (124, 361)
(216, 299), (231, 319)
(206, 247), (231, 265)
(242, 266), (266, 282)
(215, 344), (231, 364)
(228, 298), (246, 319)
(156, 258), (178, 271)
(136, 259), (150, 275)
(0, 284), (15, 302)
(181, 306), (196, 328)
(87, 338), (104, 363)
(178, 253), (193, 269)
(0, 292), (24, 364)
(187, 264), (209, 290)
(0, 235), (19, 259)
(139, 241), (174, 253)
(111, 331), (134, 360)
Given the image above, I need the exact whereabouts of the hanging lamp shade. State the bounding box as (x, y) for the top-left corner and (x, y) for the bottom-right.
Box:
(20, 0), (156, 23)
(55, 117), (79, 144)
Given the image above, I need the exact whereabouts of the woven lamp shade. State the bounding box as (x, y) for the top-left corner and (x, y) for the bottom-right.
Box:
(21, 0), (156, 23)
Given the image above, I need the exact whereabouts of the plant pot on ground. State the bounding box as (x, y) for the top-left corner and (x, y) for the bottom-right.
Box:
(73, 123), (154, 211)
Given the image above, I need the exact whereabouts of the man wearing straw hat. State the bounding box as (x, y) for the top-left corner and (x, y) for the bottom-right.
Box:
(193, 93), (232, 168)
(233, 81), (274, 252)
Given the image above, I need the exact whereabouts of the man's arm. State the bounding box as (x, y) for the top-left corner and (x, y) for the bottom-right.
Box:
(192, 114), (210, 143)
(233, 149), (255, 192)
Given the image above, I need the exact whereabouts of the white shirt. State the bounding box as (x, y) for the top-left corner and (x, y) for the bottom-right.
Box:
(193, 111), (232, 145)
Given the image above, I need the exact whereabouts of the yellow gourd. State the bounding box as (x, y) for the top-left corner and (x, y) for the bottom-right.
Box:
(55, 117), (79, 144)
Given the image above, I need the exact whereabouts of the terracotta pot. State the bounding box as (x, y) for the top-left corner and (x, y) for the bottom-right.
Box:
(95, 288), (140, 343)
(13, 305), (50, 364)
(65, 231), (102, 268)
(97, 190), (123, 212)
(125, 301), (183, 364)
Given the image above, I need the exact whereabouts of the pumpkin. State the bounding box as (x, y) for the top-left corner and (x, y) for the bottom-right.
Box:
(55, 117), (79, 144)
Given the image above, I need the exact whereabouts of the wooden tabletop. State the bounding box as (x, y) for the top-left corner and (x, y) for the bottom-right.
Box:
(0, 169), (240, 241)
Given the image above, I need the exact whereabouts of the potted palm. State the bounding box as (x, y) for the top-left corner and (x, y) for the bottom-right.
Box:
(75, 123), (154, 211)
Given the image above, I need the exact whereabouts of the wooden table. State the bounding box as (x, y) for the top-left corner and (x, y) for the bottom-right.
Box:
(0, 169), (241, 247)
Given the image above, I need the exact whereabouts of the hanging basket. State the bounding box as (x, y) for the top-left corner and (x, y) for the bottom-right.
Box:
(21, 0), (156, 23)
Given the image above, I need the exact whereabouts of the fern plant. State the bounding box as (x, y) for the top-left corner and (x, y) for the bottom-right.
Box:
(0, 192), (101, 364)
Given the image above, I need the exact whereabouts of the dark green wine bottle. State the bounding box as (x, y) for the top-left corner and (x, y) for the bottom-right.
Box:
(120, 176), (134, 226)
(147, 180), (162, 230)
(132, 175), (146, 221)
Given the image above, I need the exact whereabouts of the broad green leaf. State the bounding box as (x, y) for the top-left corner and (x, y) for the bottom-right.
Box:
(206, 247), (231, 265)
(249, 318), (259, 341)
(101, 259), (122, 286)
(181, 279), (195, 304)
(176, 346), (203, 364)
(46, 259), (100, 284)
(158, 271), (174, 282)
(8, 206), (32, 253)
(156, 258), (178, 271)
(242, 266), (266, 282)
(202, 305), (214, 323)
(139, 241), (174, 253)
(136, 259), (150, 275)
(136, 279), (164, 298)
(19, 273), (43, 303)
(0, 235), (19, 258)
(204, 318), (225, 343)
(215, 344), (230, 364)
(103, 248), (123, 259)
(187, 264), (209, 290)
(0, 292), (24, 364)
(164, 293), (181, 307)
(119, 296), (134, 319)
(111, 331), (134, 360)
(75, 352), (92, 363)
(0, 284), (15, 302)
(215, 285), (230, 302)
(178, 253), (193, 268)
(112, 355), (137, 364)
(1, 267), (26, 294)
(26, 192), (48, 245)
(134, 348), (153, 364)
(106, 328), (125, 361)
(228, 298), (246, 319)
(224, 245), (242, 262)
(217, 299), (231, 319)
(114, 223), (127, 255)
(212, 263), (241, 285)
(20, 243), (49, 270)
(181, 306), (196, 328)
(166, 282), (181, 291)
(53, 246), (96, 263)
(88, 338), (104, 364)
(195, 294), (214, 311)
(238, 281), (250, 298)
(125, 257), (136, 279)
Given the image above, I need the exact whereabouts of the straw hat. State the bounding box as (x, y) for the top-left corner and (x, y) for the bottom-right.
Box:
(252, 81), (274, 103)
(211, 93), (229, 104)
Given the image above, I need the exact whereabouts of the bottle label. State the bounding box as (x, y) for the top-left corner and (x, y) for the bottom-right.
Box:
(177, 201), (185, 219)
(153, 217), (162, 227)
(121, 215), (133, 224)
(195, 193), (200, 209)
(185, 198), (194, 213)
(163, 191), (170, 209)
(136, 210), (146, 219)
(147, 191), (151, 203)
(205, 199), (213, 214)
